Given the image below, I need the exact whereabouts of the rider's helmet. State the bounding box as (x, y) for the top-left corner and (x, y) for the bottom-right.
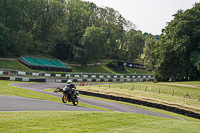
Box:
(67, 80), (72, 86)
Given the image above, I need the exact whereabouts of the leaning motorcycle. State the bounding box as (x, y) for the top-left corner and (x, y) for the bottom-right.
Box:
(62, 87), (79, 106)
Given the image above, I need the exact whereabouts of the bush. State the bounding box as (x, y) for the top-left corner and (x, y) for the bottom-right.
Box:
(106, 61), (118, 70)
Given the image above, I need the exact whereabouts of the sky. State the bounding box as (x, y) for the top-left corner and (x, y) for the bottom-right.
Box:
(82, 0), (200, 35)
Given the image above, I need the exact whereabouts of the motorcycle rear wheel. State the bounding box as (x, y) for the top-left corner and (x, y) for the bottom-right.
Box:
(62, 94), (67, 103)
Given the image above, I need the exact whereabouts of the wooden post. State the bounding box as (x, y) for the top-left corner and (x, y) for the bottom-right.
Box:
(132, 85), (134, 91)
(159, 88), (160, 94)
(188, 92), (191, 99)
(145, 86), (147, 92)
(172, 90), (174, 96)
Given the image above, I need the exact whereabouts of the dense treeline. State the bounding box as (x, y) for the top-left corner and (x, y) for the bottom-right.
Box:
(144, 3), (200, 81)
(0, 0), (148, 66)
(1, 0), (199, 81)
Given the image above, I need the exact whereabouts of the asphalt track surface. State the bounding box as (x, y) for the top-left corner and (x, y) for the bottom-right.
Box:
(1, 82), (180, 119)
(0, 95), (100, 112)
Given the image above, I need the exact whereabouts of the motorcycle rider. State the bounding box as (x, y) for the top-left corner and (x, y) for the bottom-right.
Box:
(64, 80), (76, 93)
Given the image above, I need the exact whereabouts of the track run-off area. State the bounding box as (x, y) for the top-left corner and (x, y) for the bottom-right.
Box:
(0, 81), (180, 120)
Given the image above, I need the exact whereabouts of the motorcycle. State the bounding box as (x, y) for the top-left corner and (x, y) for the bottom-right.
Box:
(62, 87), (80, 106)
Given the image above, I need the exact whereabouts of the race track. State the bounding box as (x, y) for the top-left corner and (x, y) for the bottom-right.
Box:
(1, 82), (179, 119)
(0, 95), (100, 112)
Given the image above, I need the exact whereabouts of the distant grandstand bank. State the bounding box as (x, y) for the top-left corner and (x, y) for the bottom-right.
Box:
(18, 57), (72, 72)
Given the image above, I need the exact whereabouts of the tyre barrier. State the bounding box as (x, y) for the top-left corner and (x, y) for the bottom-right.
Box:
(0, 77), (46, 82)
(78, 90), (200, 119)
(0, 76), (10, 80)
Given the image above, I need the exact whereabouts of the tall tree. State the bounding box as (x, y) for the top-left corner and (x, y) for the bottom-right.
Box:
(65, 0), (92, 63)
(94, 7), (127, 59)
(125, 29), (145, 62)
(153, 3), (200, 81)
(79, 26), (106, 65)
(0, 22), (10, 55)
(144, 34), (156, 70)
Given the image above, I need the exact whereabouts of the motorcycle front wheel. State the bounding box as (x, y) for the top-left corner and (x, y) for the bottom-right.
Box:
(62, 94), (68, 103)
(72, 97), (78, 106)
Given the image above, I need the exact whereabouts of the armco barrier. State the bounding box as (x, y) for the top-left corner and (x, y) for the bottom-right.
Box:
(78, 90), (200, 119)
(55, 78), (153, 83)
(0, 70), (153, 79)
(6, 77), (46, 82)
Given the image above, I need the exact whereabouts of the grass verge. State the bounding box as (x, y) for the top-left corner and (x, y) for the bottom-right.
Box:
(77, 82), (200, 113)
(0, 111), (200, 133)
(66, 64), (115, 73)
(79, 95), (200, 122)
(0, 60), (30, 71)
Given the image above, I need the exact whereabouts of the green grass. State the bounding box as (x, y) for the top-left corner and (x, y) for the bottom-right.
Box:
(0, 61), (115, 74)
(0, 81), (59, 101)
(78, 94), (200, 121)
(170, 81), (200, 86)
(0, 80), (110, 111)
(78, 82), (200, 113)
(125, 67), (152, 75)
(0, 60), (153, 75)
(0, 111), (199, 133)
(0, 60), (30, 71)
(71, 64), (152, 75)
(71, 64), (114, 73)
